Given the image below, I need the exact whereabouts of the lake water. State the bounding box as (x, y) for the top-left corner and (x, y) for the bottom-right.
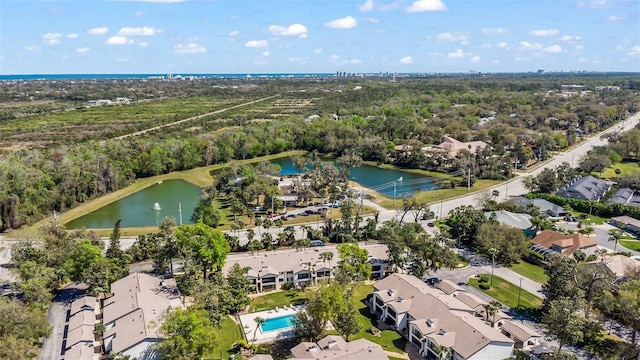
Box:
(270, 157), (440, 197)
(66, 179), (203, 229)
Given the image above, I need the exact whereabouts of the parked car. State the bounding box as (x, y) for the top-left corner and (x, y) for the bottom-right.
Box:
(267, 213), (278, 219)
(427, 222), (435, 227)
(299, 211), (309, 216)
(287, 214), (296, 218)
(331, 203), (340, 208)
(425, 277), (440, 286)
(284, 226), (294, 231)
(310, 240), (325, 247)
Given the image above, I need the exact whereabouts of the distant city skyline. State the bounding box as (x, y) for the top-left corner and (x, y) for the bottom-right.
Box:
(1, 0), (638, 75)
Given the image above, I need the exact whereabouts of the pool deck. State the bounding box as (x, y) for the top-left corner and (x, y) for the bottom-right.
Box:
(239, 305), (304, 344)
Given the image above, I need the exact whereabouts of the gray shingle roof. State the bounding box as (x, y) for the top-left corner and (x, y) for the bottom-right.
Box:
(557, 175), (610, 201)
(484, 210), (533, 230)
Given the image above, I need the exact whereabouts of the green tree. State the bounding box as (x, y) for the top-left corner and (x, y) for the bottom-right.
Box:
(335, 243), (371, 283)
(446, 205), (486, 246)
(542, 298), (585, 352)
(155, 216), (178, 275)
(191, 197), (221, 228)
(176, 222), (230, 280)
(334, 297), (360, 340)
(156, 308), (218, 360)
(226, 263), (253, 313)
(83, 258), (129, 296)
(63, 239), (104, 282)
(106, 219), (124, 259)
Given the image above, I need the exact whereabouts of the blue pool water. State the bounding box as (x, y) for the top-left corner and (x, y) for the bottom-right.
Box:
(260, 314), (296, 332)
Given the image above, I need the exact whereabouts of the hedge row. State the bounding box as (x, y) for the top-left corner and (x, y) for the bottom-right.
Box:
(524, 193), (640, 220)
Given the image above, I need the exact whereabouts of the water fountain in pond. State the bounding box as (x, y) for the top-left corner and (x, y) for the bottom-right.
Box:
(153, 202), (161, 211)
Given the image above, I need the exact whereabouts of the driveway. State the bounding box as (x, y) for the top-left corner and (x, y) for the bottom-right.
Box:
(38, 283), (85, 360)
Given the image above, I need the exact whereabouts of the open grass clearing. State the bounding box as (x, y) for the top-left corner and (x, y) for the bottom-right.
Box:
(573, 212), (609, 225)
(619, 239), (640, 252)
(507, 261), (548, 284)
(248, 290), (308, 313)
(595, 161), (640, 180)
(468, 274), (543, 311)
(208, 315), (244, 359)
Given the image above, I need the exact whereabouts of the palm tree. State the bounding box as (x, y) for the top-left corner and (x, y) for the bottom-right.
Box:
(320, 251), (334, 283)
(482, 301), (502, 327)
(491, 189), (500, 200)
(488, 247), (498, 287)
(252, 317), (265, 347)
(609, 228), (624, 253)
(255, 217), (263, 236)
(433, 344), (451, 360)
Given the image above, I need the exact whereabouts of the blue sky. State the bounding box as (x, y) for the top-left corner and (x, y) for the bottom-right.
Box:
(1, 0), (638, 74)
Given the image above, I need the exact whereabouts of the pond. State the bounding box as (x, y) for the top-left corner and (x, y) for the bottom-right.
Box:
(270, 157), (441, 197)
(66, 179), (203, 229)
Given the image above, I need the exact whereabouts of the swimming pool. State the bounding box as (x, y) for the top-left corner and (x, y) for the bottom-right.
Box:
(260, 314), (296, 332)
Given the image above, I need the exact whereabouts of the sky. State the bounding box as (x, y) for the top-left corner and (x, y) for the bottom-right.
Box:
(0, 0), (639, 75)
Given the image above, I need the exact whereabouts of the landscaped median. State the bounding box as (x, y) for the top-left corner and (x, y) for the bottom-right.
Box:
(468, 274), (543, 318)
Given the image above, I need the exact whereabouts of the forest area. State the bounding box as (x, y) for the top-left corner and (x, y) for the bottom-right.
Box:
(0, 74), (639, 231)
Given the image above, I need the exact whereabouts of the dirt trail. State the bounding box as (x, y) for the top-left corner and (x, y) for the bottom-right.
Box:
(103, 95), (279, 143)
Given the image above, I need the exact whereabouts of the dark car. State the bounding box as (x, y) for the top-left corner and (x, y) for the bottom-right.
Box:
(284, 226), (294, 231)
(310, 240), (325, 247)
(287, 214), (296, 218)
(425, 277), (440, 286)
(427, 222), (435, 227)
(299, 211), (309, 216)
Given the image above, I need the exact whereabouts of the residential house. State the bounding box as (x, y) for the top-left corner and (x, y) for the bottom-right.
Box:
(607, 188), (640, 207)
(222, 243), (389, 293)
(500, 321), (542, 349)
(102, 273), (182, 360)
(277, 195), (299, 207)
(509, 197), (567, 217)
(611, 216), (640, 234)
(64, 296), (97, 359)
(556, 175), (610, 201)
(371, 274), (515, 360)
(587, 255), (640, 280)
(531, 230), (598, 259)
(289, 335), (389, 359)
(485, 210), (536, 237)
(435, 136), (489, 157)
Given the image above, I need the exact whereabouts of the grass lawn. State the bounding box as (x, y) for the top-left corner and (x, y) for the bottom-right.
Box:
(508, 261), (549, 284)
(619, 239), (640, 252)
(248, 290), (308, 313)
(350, 283), (406, 354)
(595, 161), (640, 179)
(375, 179), (503, 210)
(573, 212), (609, 225)
(468, 275), (543, 311)
(208, 315), (243, 359)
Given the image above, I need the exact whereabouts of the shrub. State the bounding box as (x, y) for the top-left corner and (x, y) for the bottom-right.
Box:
(479, 274), (490, 283)
(479, 283), (491, 290)
(281, 282), (294, 291)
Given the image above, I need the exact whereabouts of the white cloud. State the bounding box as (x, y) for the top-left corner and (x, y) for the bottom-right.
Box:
(299, 33), (308, 39)
(529, 29), (559, 37)
(400, 56), (413, 64)
(269, 24), (308, 36)
(289, 57), (304, 62)
(578, 57), (587, 62)
(577, 0), (615, 9)
(228, 30), (240, 37)
(544, 45), (563, 53)
(116, 57), (128, 62)
(331, 54), (340, 60)
(261, 51), (270, 57)
(496, 42), (509, 49)
(363, 17), (380, 23)
(174, 43), (206, 54)
(254, 60), (268, 65)
(75, 47), (90, 53)
(88, 27), (108, 35)
(437, 32), (470, 45)
(43, 33), (63, 45)
(23, 45), (40, 51)
(606, 15), (624, 22)
(66, 33), (79, 39)
(349, 58), (362, 64)
(378, 1), (401, 11)
(313, 48), (323, 54)
(628, 45), (640, 57)
(325, 16), (357, 29)
(135, 10), (144, 16)
(406, 0), (446, 12)
(118, 27), (162, 36)
(358, 0), (374, 11)
(447, 49), (466, 59)
(519, 41), (543, 50)
(245, 40), (269, 48)
(575, 44), (584, 50)
(481, 27), (507, 35)
(470, 55), (481, 62)
(427, 51), (443, 57)
(106, 36), (130, 45)
(480, 43), (492, 49)
(139, 41), (149, 47)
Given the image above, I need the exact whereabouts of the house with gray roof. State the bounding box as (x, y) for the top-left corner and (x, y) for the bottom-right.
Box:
(557, 175), (610, 201)
(607, 187), (640, 207)
(509, 197), (567, 217)
(485, 210), (536, 236)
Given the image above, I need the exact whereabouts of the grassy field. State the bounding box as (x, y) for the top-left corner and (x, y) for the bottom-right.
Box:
(595, 161), (640, 179)
(209, 315), (244, 359)
(507, 261), (549, 284)
(468, 275), (543, 311)
(248, 290), (308, 313)
(374, 179), (503, 210)
(619, 239), (640, 251)
(573, 212), (609, 225)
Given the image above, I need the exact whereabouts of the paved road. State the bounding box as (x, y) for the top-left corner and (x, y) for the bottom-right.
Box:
(38, 283), (85, 360)
(555, 221), (640, 255)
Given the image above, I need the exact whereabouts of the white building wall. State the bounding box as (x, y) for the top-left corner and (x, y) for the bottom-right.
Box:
(464, 342), (513, 360)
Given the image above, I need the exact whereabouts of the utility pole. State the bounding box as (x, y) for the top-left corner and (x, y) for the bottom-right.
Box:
(178, 202), (183, 225)
(505, 179), (509, 201)
(517, 277), (523, 309)
(393, 181), (397, 211)
(467, 168), (471, 192)
(439, 193), (444, 220)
